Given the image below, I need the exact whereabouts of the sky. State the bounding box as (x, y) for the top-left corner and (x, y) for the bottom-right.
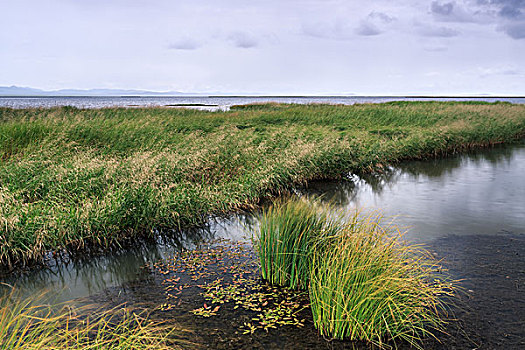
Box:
(1, 0), (524, 95)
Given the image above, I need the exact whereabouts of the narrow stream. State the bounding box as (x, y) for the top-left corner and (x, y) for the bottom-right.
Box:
(2, 140), (524, 349)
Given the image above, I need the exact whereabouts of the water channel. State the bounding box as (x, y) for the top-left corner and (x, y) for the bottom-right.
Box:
(2, 140), (524, 349)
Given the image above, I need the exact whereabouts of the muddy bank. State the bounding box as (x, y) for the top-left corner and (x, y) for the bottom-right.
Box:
(422, 232), (525, 350)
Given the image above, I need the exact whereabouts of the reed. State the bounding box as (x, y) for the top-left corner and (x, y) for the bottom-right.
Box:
(309, 211), (453, 347)
(1, 102), (524, 266)
(0, 286), (183, 350)
(253, 200), (454, 347)
(253, 199), (340, 289)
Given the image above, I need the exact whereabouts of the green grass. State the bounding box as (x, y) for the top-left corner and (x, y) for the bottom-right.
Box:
(253, 199), (340, 289)
(0, 102), (524, 265)
(0, 286), (185, 349)
(309, 211), (452, 348)
(253, 199), (454, 348)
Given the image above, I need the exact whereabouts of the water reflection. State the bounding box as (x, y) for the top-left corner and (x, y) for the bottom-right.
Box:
(304, 141), (525, 242)
(0, 213), (252, 303)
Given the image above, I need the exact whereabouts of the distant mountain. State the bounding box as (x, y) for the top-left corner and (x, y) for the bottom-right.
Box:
(0, 86), (195, 96)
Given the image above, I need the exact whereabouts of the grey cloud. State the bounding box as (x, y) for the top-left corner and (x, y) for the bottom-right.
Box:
(301, 19), (355, 40)
(302, 11), (395, 39)
(355, 11), (396, 36)
(301, 22), (331, 38)
(500, 69), (522, 75)
(355, 22), (383, 36)
(476, 0), (525, 38)
(429, 0), (525, 39)
(476, 0), (524, 17)
(431, 1), (455, 15)
(430, 1), (486, 22)
(499, 21), (525, 37)
(369, 11), (395, 23)
(228, 32), (258, 48)
(500, 5), (522, 18)
(478, 66), (524, 77)
(168, 38), (201, 50)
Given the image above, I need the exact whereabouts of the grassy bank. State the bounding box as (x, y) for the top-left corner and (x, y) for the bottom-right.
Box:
(1, 102), (524, 265)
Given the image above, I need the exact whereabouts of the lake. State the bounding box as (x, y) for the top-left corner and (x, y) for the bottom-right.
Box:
(1, 95), (525, 110)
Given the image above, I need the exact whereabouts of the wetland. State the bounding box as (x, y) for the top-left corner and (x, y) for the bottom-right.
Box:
(1, 103), (525, 348)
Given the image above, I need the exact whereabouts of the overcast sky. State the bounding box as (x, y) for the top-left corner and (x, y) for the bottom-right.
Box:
(1, 0), (524, 95)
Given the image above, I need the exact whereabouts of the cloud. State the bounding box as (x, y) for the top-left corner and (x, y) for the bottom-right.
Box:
(424, 45), (449, 51)
(476, 0), (525, 19)
(483, 0), (525, 39)
(301, 19), (355, 40)
(478, 65), (525, 77)
(168, 38), (201, 50)
(431, 1), (455, 15)
(355, 22), (383, 36)
(430, 1), (484, 22)
(477, 0), (525, 18)
(430, 0), (525, 39)
(302, 11), (395, 39)
(355, 11), (396, 36)
(498, 20), (525, 37)
(228, 32), (258, 48)
(368, 11), (395, 23)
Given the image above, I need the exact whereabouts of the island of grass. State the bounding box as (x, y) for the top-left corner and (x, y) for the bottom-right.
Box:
(1, 101), (524, 266)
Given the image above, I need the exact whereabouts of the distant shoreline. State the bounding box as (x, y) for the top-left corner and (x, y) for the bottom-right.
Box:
(1, 95), (525, 98)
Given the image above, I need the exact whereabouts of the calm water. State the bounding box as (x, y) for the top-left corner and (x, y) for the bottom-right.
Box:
(2, 141), (525, 304)
(1, 96), (525, 110)
(304, 141), (525, 242)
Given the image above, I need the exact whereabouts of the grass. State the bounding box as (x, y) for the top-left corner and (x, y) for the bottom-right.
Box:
(0, 102), (524, 265)
(309, 211), (452, 348)
(253, 199), (454, 348)
(254, 199), (339, 289)
(0, 285), (184, 349)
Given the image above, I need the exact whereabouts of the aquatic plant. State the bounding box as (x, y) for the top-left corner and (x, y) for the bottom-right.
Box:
(154, 239), (309, 335)
(1, 102), (524, 265)
(252, 199), (455, 347)
(253, 199), (337, 289)
(308, 211), (453, 347)
(0, 286), (183, 350)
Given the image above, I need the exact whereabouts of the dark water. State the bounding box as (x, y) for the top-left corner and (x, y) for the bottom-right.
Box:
(1, 95), (524, 110)
(2, 141), (525, 348)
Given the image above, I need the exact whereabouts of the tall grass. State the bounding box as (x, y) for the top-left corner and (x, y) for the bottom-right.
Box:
(1, 102), (524, 265)
(309, 211), (453, 347)
(253, 200), (454, 347)
(0, 286), (182, 349)
(253, 199), (339, 289)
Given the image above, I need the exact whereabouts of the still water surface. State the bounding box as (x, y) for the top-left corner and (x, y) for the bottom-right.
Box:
(1, 95), (525, 110)
(2, 141), (524, 303)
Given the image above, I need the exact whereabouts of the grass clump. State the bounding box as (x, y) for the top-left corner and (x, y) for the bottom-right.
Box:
(309, 212), (452, 347)
(0, 286), (182, 350)
(254, 199), (339, 289)
(253, 199), (454, 348)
